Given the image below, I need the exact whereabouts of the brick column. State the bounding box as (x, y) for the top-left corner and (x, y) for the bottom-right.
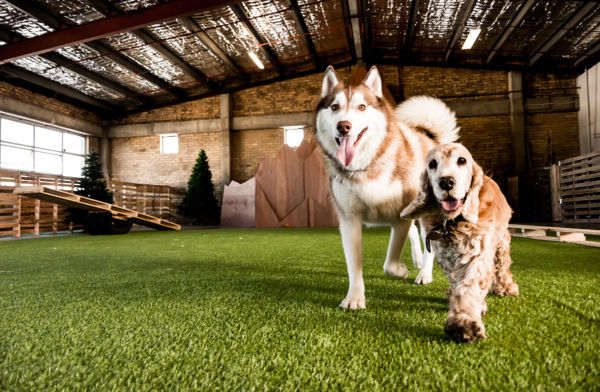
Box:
(100, 127), (111, 180)
(220, 93), (231, 189)
(508, 71), (527, 175)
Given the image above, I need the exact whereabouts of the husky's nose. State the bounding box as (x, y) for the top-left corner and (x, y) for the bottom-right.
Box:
(438, 177), (455, 191)
(336, 121), (352, 135)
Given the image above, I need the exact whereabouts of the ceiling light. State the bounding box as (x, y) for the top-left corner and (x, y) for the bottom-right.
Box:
(461, 28), (481, 50)
(249, 52), (264, 69)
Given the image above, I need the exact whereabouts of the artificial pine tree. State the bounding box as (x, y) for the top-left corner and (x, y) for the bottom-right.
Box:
(69, 150), (131, 234)
(76, 150), (113, 203)
(180, 149), (220, 225)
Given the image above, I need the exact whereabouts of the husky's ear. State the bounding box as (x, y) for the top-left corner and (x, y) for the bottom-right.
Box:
(363, 66), (383, 98)
(321, 66), (339, 98)
(461, 160), (484, 223)
(401, 169), (436, 219)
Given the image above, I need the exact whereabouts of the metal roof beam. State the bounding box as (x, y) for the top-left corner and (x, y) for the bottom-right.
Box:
(528, 1), (597, 66)
(4, 0), (185, 99)
(134, 28), (214, 91)
(574, 38), (600, 67)
(403, 0), (420, 56)
(285, 0), (321, 69)
(230, 4), (284, 76)
(485, 0), (536, 64)
(0, 0), (242, 65)
(443, 0), (477, 62)
(0, 64), (120, 114)
(339, 0), (357, 64)
(177, 16), (248, 81)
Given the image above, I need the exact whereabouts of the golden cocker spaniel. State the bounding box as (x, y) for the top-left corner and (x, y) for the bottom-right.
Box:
(402, 143), (519, 342)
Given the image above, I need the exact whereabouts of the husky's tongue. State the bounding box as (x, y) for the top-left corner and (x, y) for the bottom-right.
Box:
(336, 137), (355, 167)
(442, 199), (461, 212)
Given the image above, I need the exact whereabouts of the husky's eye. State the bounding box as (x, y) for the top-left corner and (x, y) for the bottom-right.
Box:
(457, 157), (467, 166)
(428, 160), (437, 169)
(358, 104), (366, 111)
(331, 104), (339, 111)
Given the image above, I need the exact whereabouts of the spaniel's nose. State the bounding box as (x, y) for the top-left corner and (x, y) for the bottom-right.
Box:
(336, 121), (352, 135)
(438, 177), (455, 191)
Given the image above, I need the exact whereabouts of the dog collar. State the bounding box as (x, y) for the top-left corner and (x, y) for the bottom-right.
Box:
(425, 215), (466, 252)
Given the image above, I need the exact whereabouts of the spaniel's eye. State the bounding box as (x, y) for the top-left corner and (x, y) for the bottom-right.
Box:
(358, 104), (366, 111)
(428, 160), (437, 169)
(457, 157), (467, 165)
(331, 104), (339, 111)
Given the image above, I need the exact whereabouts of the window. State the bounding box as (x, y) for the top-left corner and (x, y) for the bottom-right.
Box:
(0, 115), (87, 177)
(284, 126), (304, 148)
(160, 134), (178, 154)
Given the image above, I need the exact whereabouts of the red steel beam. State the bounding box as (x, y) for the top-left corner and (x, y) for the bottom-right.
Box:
(0, 0), (241, 65)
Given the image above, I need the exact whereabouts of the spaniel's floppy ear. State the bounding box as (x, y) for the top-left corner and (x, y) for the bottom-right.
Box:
(461, 161), (484, 223)
(401, 169), (437, 219)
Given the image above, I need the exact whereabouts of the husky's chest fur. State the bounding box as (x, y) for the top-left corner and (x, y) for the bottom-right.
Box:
(322, 123), (433, 223)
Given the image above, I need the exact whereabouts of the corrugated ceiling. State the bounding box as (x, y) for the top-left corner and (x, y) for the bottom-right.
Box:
(0, 0), (597, 117)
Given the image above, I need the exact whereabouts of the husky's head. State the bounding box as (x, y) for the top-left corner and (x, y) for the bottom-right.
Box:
(315, 66), (390, 171)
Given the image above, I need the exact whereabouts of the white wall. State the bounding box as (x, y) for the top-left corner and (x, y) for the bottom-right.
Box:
(577, 63), (600, 153)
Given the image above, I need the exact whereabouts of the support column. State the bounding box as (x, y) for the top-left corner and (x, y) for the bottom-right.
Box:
(219, 93), (231, 189)
(100, 127), (111, 180)
(508, 71), (527, 175)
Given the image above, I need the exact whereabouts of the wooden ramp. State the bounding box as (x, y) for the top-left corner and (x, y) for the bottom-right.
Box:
(14, 186), (180, 231)
(509, 224), (600, 248)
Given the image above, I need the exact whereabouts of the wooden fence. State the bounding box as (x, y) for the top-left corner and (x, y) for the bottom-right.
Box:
(550, 153), (600, 223)
(0, 169), (184, 237)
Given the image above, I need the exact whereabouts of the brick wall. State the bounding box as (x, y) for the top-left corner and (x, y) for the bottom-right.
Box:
(111, 132), (222, 189)
(0, 81), (101, 123)
(115, 96), (220, 124)
(526, 112), (580, 168)
(231, 129), (284, 183)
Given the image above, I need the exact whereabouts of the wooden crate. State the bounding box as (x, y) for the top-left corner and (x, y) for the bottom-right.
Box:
(557, 153), (600, 223)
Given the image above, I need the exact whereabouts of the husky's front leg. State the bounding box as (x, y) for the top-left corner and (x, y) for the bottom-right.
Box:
(383, 221), (410, 279)
(415, 221), (434, 284)
(338, 215), (365, 309)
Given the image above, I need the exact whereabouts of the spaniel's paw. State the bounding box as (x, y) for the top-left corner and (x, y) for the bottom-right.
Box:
(444, 316), (487, 343)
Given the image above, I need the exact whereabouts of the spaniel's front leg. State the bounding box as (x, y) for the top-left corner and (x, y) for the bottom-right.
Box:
(444, 257), (493, 343)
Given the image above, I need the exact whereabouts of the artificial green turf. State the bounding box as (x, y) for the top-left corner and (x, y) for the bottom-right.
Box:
(0, 228), (598, 391)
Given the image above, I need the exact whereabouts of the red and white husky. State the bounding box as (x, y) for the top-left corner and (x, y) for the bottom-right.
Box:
(315, 65), (459, 309)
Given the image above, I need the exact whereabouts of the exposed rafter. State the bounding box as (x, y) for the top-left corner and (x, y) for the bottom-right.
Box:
(0, 28), (150, 108)
(485, 0), (536, 65)
(177, 16), (249, 82)
(0, 0), (242, 65)
(285, 0), (321, 69)
(339, 0), (357, 64)
(135, 28), (214, 91)
(3, 0), (185, 100)
(528, 1), (597, 66)
(443, 0), (477, 62)
(403, 0), (420, 57)
(229, 4), (284, 76)
(359, 0), (371, 65)
(0, 64), (120, 114)
(574, 38), (600, 68)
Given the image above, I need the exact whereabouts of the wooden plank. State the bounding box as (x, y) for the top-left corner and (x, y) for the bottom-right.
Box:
(14, 186), (179, 231)
(559, 232), (586, 242)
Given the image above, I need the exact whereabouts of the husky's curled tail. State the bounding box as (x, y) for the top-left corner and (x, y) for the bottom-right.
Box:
(395, 96), (460, 145)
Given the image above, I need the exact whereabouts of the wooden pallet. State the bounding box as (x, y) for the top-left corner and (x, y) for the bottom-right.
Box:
(14, 186), (180, 231)
(509, 224), (600, 248)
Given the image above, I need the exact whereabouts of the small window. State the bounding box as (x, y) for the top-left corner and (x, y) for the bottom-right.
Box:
(2, 118), (33, 146)
(160, 134), (178, 154)
(284, 126), (304, 148)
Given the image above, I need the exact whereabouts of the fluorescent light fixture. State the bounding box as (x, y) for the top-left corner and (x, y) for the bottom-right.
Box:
(461, 28), (481, 50)
(248, 52), (264, 69)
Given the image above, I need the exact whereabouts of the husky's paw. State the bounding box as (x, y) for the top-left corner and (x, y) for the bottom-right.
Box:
(340, 296), (366, 310)
(444, 316), (487, 343)
(414, 269), (433, 285)
(411, 253), (422, 270)
(383, 262), (408, 279)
